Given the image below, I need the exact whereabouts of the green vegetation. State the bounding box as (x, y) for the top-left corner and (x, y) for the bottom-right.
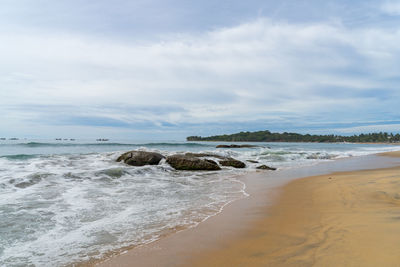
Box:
(187, 130), (400, 143)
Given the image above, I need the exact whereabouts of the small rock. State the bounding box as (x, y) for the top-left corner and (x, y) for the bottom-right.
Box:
(256, 165), (277, 170)
(247, 160), (259, 163)
(219, 158), (246, 168)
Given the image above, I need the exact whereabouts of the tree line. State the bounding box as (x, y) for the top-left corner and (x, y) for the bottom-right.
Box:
(187, 130), (400, 143)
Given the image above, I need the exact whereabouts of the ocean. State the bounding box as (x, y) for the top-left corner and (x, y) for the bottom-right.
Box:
(0, 139), (399, 266)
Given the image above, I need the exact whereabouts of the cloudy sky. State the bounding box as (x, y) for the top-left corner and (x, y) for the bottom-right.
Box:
(1, 0), (400, 140)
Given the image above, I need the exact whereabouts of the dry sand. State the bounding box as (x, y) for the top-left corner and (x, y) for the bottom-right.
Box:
(380, 151), (400, 157)
(189, 153), (400, 267)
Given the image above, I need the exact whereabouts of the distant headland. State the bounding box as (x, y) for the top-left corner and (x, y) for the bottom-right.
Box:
(187, 130), (400, 143)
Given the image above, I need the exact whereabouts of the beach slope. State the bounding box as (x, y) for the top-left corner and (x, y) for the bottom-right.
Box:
(189, 152), (400, 266)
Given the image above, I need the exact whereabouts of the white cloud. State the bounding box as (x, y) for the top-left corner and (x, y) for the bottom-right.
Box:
(381, 1), (400, 15)
(0, 18), (400, 136)
(334, 123), (400, 134)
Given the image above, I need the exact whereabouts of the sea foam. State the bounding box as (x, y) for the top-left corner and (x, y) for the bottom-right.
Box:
(0, 140), (399, 266)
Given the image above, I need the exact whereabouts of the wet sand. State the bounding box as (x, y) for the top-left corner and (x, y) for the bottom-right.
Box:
(94, 152), (400, 267)
(190, 161), (400, 266)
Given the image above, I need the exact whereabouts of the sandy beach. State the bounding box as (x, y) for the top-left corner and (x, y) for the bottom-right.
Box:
(5, 1), (400, 266)
(188, 151), (400, 267)
(94, 151), (400, 267)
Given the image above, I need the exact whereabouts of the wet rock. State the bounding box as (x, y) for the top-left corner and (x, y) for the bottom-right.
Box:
(256, 165), (277, 170)
(219, 158), (246, 168)
(247, 160), (259, 163)
(216, 144), (258, 148)
(117, 151), (164, 166)
(184, 153), (225, 159)
(205, 159), (219, 166)
(166, 155), (221, 171)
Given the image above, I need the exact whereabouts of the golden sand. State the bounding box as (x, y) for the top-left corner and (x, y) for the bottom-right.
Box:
(93, 152), (400, 267)
(379, 151), (400, 157)
(188, 154), (400, 266)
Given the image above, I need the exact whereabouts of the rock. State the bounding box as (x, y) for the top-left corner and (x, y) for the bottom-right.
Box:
(247, 160), (259, 163)
(116, 152), (130, 162)
(256, 165), (277, 170)
(166, 155), (221, 171)
(184, 153), (225, 159)
(216, 144), (258, 148)
(205, 159), (219, 165)
(117, 151), (164, 166)
(219, 158), (246, 168)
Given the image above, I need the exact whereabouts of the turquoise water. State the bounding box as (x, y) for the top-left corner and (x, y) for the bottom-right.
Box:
(0, 139), (399, 266)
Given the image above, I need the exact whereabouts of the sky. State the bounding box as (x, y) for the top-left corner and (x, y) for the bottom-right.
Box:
(1, 0), (400, 140)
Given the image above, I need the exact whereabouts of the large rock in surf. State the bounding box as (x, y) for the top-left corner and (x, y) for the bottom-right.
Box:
(256, 165), (277, 170)
(166, 155), (221, 171)
(184, 152), (225, 159)
(216, 144), (258, 148)
(219, 158), (246, 168)
(117, 151), (164, 166)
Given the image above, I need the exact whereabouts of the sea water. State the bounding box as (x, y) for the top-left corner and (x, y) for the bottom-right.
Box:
(0, 139), (398, 266)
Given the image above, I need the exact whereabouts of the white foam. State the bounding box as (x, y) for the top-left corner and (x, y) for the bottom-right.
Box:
(0, 152), (247, 266)
(1, 143), (399, 266)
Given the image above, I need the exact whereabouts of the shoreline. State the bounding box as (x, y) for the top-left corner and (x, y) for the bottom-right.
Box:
(188, 151), (400, 266)
(90, 151), (400, 267)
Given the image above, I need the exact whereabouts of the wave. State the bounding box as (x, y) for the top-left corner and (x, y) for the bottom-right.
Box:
(0, 154), (40, 160)
(0, 150), (245, 267)
(1, 142), (211, 148)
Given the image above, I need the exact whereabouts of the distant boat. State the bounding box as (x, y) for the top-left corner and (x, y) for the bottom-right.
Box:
(70, 139), (75, 141)
(55, 138), (62, 140)
(96, 138), (109, 141)
(9, 138), (19, 140)
(0, 138), (6, 140)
